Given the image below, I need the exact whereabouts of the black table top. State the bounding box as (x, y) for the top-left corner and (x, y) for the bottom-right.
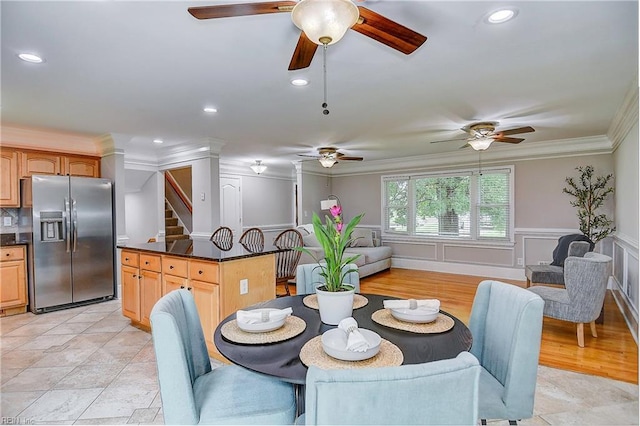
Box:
(214, 294), (473, 385)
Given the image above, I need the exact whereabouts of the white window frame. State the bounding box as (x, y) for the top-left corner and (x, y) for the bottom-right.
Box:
(381, 166), (515, 243)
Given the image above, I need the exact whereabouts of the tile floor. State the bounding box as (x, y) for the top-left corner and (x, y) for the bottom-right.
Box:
(1, 299), (638, 425)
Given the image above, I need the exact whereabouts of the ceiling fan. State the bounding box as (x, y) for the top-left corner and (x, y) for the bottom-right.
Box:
(187, 0), (428, 70)
(298, 147), (364, 168)
(431, 122), (536, 151)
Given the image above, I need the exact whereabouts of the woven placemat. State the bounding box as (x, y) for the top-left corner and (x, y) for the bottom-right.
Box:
(303, 294), (369, 310)
(371, 309), (455, 334)
(220, 316), (306, 345)
(299, 335), (404, 369)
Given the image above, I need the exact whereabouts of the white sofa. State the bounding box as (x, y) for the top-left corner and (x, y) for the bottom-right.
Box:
(295, 225), (392, 278)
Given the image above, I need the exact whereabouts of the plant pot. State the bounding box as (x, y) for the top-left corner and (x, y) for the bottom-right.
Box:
(315, 284), (355, 325)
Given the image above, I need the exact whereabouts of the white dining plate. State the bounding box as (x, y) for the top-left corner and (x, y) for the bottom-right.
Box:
(390, 308), (439, 324)
(321, 328), (381, 361)
(236, 308), (287, 333)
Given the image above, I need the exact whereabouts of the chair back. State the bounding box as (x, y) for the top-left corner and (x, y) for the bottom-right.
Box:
(274, 229), (303, 280)
(567, 240), (591, 258)
(304, 352), (480, 425)
(150, 289), (212, 425)
(295, 263), (360, 295)
(210, 226), (233, 244)
(239, 227), (264, 251)
(469, 280), (544, 420)
(563, 252), (612, 322)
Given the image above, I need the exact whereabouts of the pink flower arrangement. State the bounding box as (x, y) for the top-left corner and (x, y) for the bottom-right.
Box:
(296, 205), (363, 292)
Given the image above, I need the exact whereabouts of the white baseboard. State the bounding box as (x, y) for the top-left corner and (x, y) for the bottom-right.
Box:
(392, 257), (526, 281)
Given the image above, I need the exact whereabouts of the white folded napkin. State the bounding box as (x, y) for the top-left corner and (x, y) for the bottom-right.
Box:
(383, 299), (440, 311)
(337, 317), (370, 352)
(236, 307), (293, 324)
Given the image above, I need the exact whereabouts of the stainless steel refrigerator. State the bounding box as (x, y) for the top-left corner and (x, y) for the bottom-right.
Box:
(29, 175), (115, 313)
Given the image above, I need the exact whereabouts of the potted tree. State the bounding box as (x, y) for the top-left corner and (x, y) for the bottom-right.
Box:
(563, 165), (615, 244)
(297, 206), (363, 325)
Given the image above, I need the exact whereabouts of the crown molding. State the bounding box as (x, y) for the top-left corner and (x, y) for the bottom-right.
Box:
(608, 77), (639, 151)
(1, 124), (102, 155)
(326, 135), (613, 176)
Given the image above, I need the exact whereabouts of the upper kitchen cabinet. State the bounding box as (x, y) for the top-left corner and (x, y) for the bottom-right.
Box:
(20, 151), (100, 178)
(0, 149), (20, 207)
(64, 155), (100, 178)
(20, 151), (62, 177)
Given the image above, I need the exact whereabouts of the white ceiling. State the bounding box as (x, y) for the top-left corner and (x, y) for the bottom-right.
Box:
(2, 1), (638, 170)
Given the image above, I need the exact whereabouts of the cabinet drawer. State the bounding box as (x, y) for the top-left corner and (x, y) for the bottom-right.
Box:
(1, 246), (25, 262)
(189, 261), (219, 283)
(121, 250), (139, 268)
(140, 254), (161, 272)
(162, 256), (188, 277)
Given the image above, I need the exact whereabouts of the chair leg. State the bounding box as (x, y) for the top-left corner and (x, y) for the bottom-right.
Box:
(508, 421), (518, 425)
(284, 281), (290, 296)
(480, 420), (487, 425)
(590, 321), (598, 338)
(526, 278), (531, 288)
(577, 323), (585, 347)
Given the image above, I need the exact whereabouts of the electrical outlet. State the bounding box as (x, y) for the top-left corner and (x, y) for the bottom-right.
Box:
(517, 258), (523, 266)
(240, 279), (248, 295)
(3, 217), (11, 226)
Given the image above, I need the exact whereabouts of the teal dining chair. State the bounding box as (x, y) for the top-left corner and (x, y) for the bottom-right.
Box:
(295, 262), (360, 295)
(300, 351), (480, 425)
(150, 289), (296, 425)
(469, 280), (545, 425)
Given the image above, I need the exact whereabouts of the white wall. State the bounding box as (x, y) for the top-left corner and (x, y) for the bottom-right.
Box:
(242, 174), (295, 228)
(124, 174), (159, 244)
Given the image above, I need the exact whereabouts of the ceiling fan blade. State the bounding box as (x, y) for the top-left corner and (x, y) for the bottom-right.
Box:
(297, 154), (320, 158)
(495, 126), (535, 137)
(493, 136), (524, 144)
(430, 137), (468, 144)
(337, 156), (364, 161)
(288, 32), (318, 70)
(188, 1), (296, 19)
(459, 143), (470, 149)
(351, 6), (427, 55)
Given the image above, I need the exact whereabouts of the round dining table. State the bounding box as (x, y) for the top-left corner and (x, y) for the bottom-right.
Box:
(213, 293), (473, 386)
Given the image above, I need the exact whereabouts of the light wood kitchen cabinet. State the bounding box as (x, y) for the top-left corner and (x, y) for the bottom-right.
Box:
(121, 250), (141, 322)
(63, 156), (100, 177)
(21, 151), (62, 177)
(0, 149), (20, 207)
(20, 151), (100, 178)
(0, 245), (28, 316)
(139, 254), (162, 327)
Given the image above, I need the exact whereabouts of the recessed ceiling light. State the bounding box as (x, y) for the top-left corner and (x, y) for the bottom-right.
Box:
(203, 107), (218, 113)
(487, 9), (517, 24)
(153, 139), (163, 144)
(18, 53), (44, 63)
(291, 78), (309, 86)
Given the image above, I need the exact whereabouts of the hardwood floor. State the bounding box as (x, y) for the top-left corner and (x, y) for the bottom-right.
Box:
(357, 268), (639, 384)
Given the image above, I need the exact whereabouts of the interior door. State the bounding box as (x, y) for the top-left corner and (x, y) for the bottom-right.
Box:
(220, 176), (242, 241)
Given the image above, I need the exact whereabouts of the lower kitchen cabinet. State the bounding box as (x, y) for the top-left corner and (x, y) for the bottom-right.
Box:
(0, 245), (28, 316)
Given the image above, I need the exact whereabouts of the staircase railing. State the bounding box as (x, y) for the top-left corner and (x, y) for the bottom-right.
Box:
(165, 171), (193, 233)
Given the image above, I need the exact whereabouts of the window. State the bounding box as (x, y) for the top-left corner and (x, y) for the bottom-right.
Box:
(382, 167), (513, 241)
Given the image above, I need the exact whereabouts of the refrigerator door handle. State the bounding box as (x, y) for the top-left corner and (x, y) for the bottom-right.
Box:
(72, 198), (78, 253)
(65, 197), (72, 253)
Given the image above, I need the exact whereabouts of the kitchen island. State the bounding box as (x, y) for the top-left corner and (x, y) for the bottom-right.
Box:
(117, 239), (280, 359)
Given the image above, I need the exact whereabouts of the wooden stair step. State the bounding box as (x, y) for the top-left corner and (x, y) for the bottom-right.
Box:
(166, 225), (184, 235)
(165, 234), (190, 241)
(165, 217), (178, 227)
(165, 209), (173, 218)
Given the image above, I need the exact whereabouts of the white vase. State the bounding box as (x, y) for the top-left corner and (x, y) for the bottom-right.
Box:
(315, 284), (355, 325)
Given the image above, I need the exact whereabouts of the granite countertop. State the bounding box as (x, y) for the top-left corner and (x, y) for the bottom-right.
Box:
(117, 239), (285, 262)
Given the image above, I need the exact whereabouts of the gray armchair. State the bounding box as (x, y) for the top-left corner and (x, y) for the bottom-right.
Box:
(528, 252), (612, 347)
(469, 280), (544, 425)
(150, 289), (296, 424)
(525, 237), (592, 287)
(301, 352), (481, 425)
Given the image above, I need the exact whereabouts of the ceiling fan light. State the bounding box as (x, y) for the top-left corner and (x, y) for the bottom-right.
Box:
(468, 137), (494, 151)
(318, 157), (337, 168)
(250, 160), (267, 174)
(291, 0), (359, 46)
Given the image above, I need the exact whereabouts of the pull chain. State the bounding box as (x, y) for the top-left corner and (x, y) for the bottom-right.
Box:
(322, 43), (329, 115)
(478, 152), (483, 176)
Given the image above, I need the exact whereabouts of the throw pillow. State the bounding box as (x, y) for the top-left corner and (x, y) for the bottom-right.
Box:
(550, 234), (594, 267)
(349, 228), (373, 247)
(303, 233), (322, 247)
